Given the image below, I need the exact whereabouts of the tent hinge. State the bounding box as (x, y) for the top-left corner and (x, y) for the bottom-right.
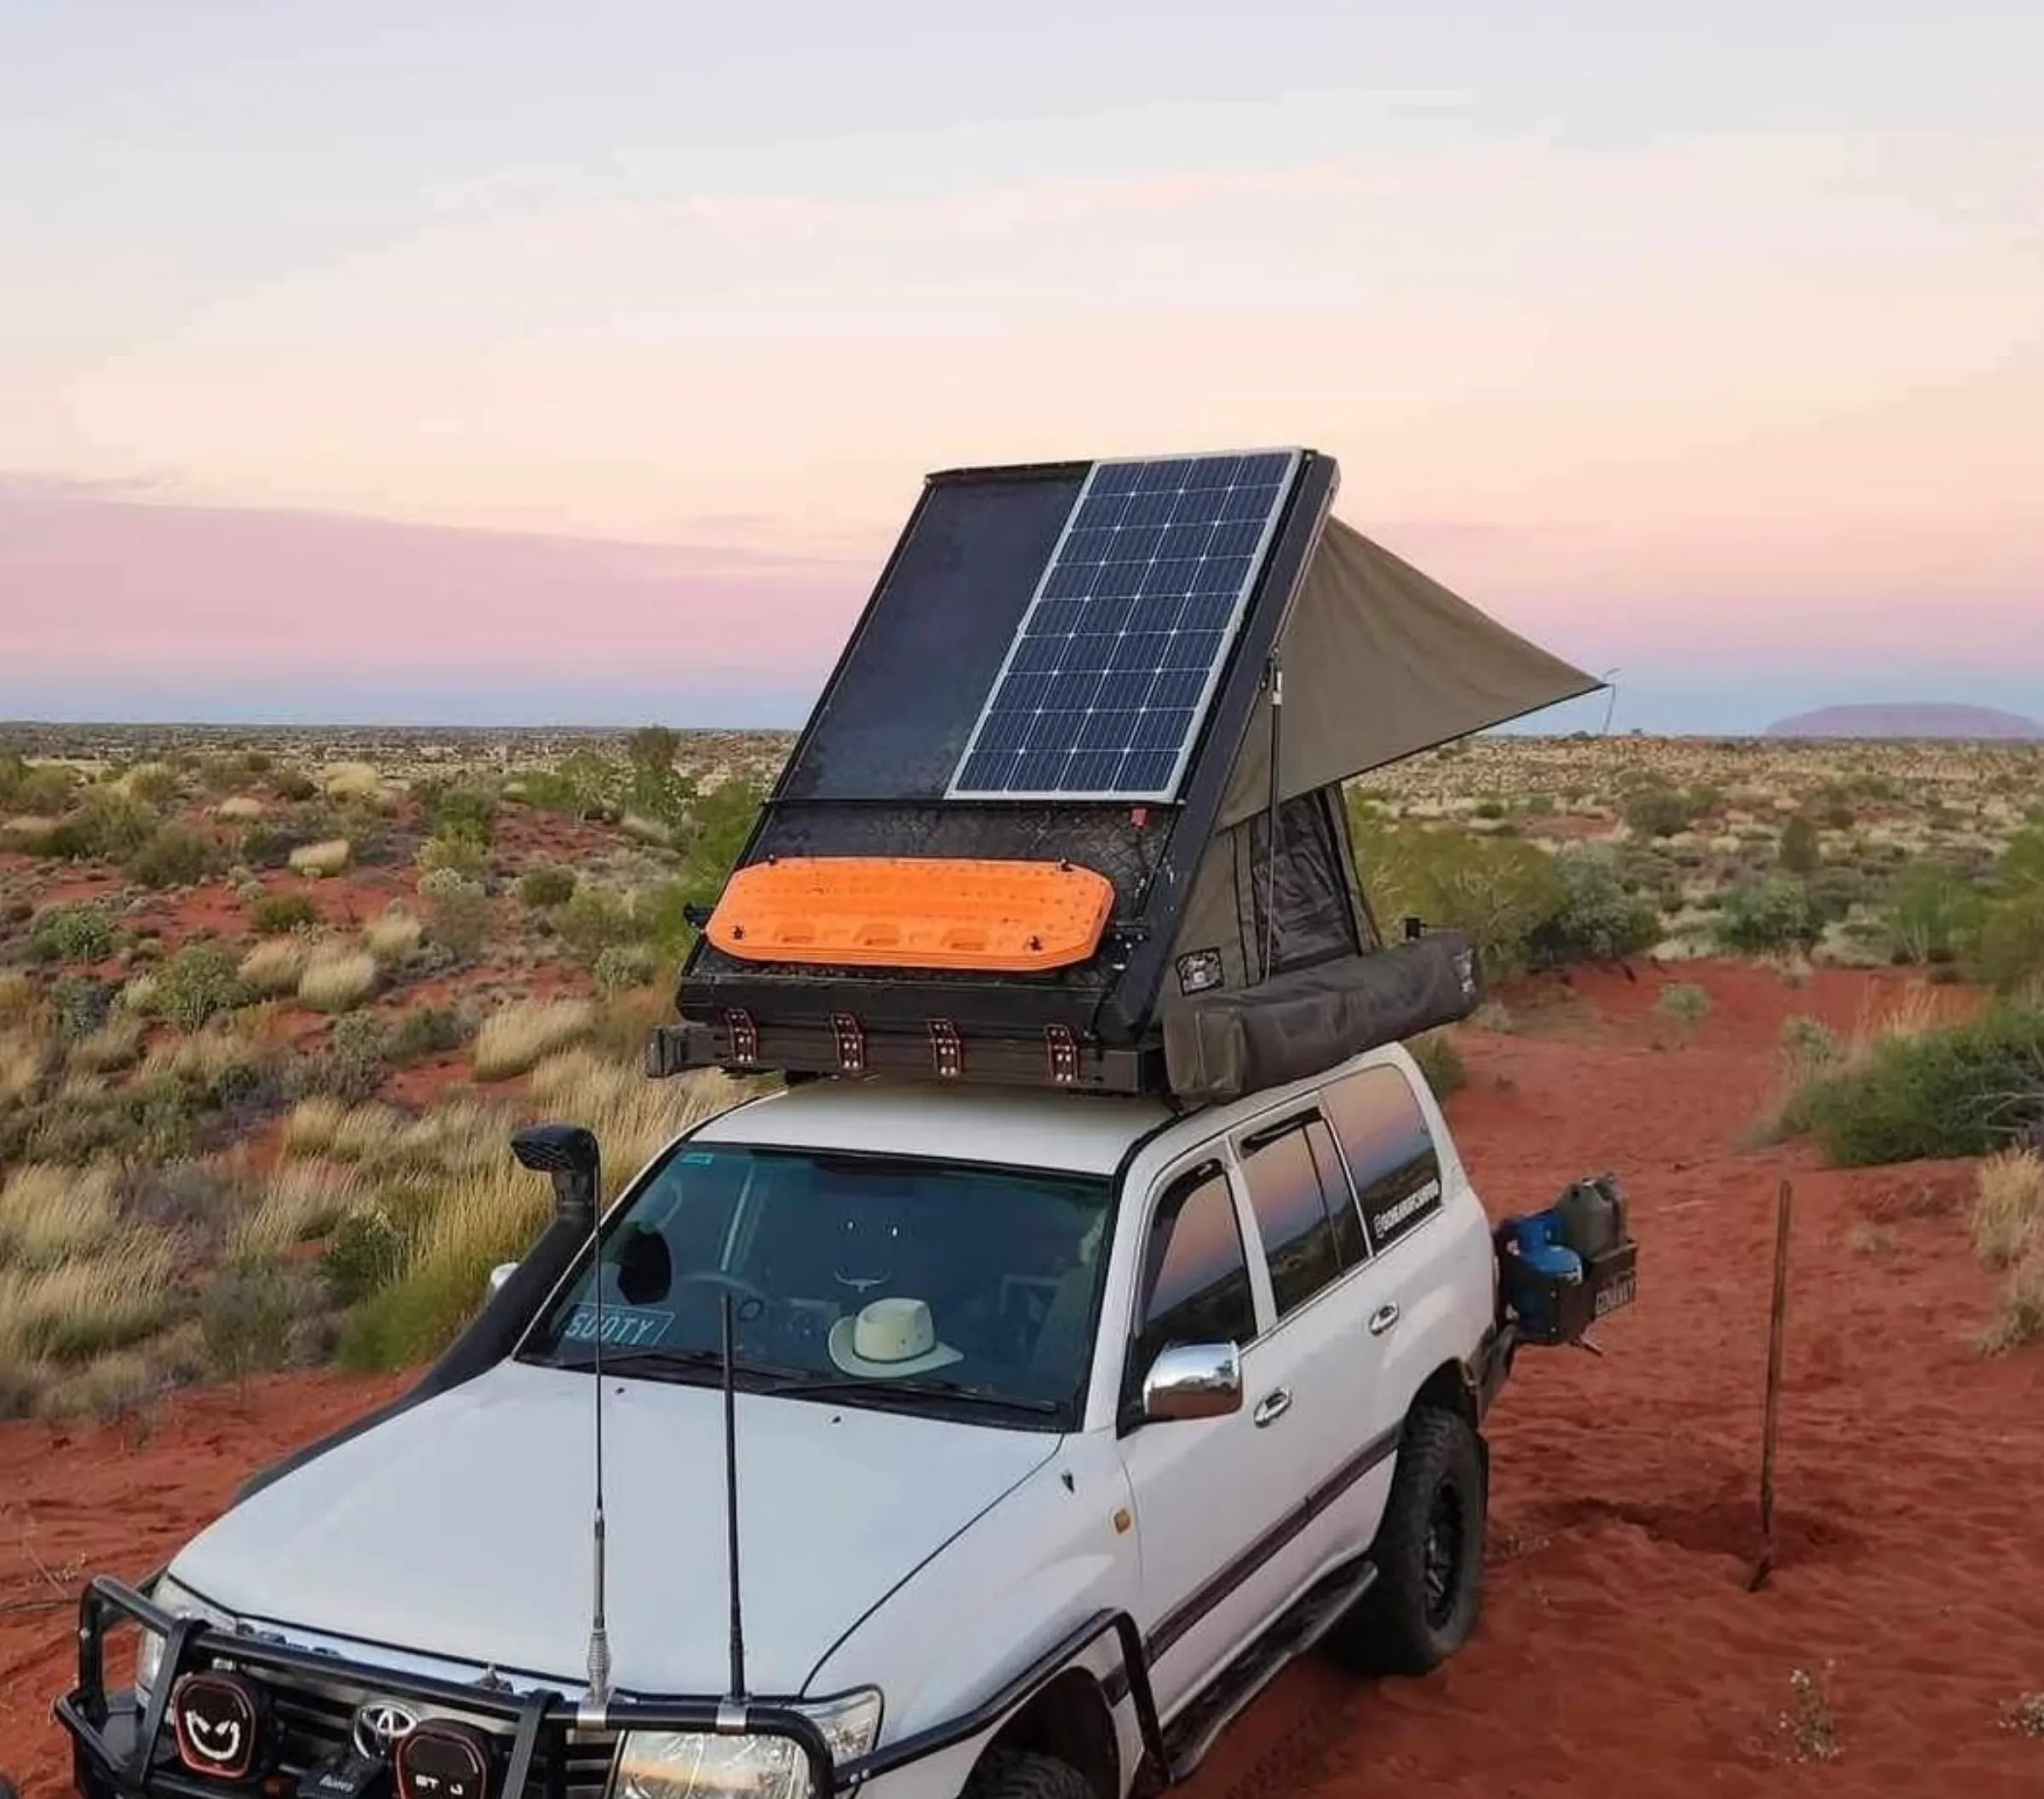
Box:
(928, 1019), (963, 1080)
(723, 1008), (759, 1065)
(1045, 1023), (1080, 1086)
(832, 1013), (867, 1074)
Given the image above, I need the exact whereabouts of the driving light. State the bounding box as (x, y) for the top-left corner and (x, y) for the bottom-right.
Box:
(610, 1689), (881, 1799)
(135, 1578), (237, 1704)
(169, 1670), (268, 1782)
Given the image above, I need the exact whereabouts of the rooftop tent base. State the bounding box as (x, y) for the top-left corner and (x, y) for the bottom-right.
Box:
(648, 928), (1481, 1103)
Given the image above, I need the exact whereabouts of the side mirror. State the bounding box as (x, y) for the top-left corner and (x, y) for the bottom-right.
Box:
(511, 1122), (601, 1227)
(487, 1262), (518, 1298)
(1141, 1342), (1243, 1424)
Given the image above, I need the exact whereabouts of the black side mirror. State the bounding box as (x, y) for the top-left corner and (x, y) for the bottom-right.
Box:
(511, 1122), (601, 1227)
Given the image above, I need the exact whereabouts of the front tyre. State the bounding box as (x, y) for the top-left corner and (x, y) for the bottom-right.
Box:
(962, 1749), (1097, 1799)
(1325, 1405), (1486, 1676)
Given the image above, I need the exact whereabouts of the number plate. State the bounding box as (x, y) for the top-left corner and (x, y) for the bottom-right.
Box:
(1592, 1273), (1636, 1318)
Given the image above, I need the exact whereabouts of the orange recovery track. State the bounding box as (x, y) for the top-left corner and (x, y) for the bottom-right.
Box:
(703, 855), (1116, 973)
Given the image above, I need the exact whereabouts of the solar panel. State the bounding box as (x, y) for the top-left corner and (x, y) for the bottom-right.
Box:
(947, 448), (1303, 801)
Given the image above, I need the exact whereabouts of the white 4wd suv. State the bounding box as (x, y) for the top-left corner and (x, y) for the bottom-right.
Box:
(56, 1043), (1631, 1799)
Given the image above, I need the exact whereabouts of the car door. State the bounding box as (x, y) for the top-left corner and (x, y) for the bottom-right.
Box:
(1225, 1103), (1401, 1586)
(1114, 1151), (1290, 1721)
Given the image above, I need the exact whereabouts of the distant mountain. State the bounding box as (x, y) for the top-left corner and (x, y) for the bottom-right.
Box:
(1766, 703), (2043, 741)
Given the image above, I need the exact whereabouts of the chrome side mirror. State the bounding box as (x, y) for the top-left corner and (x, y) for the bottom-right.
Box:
(1142, 1342), (1243, 1424)
(487, 1262), (518, 1298)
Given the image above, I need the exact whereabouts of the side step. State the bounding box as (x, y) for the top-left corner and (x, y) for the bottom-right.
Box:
(1159, 1558), (1377, 1785)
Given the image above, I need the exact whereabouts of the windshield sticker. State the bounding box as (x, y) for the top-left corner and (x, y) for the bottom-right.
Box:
(679, 1151), (718, 1165)
(562, 1304), (675, 1348)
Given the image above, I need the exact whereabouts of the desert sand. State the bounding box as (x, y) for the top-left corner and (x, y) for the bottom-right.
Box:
(4, 960), (2041, 1797)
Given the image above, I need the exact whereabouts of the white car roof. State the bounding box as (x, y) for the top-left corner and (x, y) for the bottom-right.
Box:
(688, 1078), (1177, 1177)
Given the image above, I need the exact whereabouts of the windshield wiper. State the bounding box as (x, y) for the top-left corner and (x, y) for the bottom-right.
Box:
(544, 1347), (811, 1384)
(761, 1374), (1062, 1416)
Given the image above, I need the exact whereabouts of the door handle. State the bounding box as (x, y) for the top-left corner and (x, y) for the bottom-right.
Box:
(1367, 1303), (1400, 1338)
(1251, 1388), (1293, 1428)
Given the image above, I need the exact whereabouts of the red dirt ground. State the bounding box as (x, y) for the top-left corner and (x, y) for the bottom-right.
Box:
(4, 960), (2041, 1796)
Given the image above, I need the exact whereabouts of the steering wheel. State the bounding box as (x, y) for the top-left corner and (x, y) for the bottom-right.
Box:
(668, 1269), (773, 1321)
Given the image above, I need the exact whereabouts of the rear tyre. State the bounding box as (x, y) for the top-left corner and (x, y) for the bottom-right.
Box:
(962, 1748), (1099, 1799)
(1325, 1405), (1486, 1676)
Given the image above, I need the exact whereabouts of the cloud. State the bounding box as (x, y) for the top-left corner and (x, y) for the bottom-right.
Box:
(0, 478), (871, 694)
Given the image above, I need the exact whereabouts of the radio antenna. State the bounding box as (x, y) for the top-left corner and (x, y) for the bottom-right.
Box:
(719, 1291), (749, 1706)
(584, 1185), (613, 1722)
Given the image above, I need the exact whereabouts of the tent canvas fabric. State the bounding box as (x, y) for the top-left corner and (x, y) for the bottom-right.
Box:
(1217, 518), (1604, 830)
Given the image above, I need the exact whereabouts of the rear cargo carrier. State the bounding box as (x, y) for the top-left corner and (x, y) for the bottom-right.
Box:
(649, 446), (1601, 1102)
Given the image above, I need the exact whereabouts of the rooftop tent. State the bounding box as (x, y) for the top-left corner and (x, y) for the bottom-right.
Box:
(650, 447), (1601, 1103)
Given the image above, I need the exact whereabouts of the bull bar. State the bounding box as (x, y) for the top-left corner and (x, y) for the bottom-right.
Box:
(56, 1575), (1165, 1799)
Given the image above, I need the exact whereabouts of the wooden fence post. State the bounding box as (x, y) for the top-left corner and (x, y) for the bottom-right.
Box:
(1749, 1176), (1794, 1592)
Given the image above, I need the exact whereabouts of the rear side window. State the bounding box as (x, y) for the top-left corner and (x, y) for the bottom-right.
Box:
(1237, 1112), (1366, 1319)
(1131, 1163), (1257, 1380)
(1323, 1065), (1445, 1255)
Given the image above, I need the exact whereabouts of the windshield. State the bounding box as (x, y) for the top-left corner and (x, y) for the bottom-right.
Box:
(518, 1138), (1114, 1427)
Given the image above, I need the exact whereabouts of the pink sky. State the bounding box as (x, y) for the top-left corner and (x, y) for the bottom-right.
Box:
(3, 8), (2040, 727)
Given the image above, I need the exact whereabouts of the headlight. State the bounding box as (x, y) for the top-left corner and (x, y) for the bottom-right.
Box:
(134, 1576), (236, 1702)
(611, 1688), (883, 1799)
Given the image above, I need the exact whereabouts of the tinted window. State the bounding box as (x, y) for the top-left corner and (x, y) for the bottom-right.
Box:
(1238, 1112), (1363, 1318)
(1324, 1065), (1444, 1254)
(1131, 1165), (1257, 1384)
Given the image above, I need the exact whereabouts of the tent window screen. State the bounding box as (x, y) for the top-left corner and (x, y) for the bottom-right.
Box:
(948, 450), (1302, 801)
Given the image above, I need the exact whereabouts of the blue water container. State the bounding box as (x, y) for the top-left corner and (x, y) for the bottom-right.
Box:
(1500, 1209), (1583, 1342)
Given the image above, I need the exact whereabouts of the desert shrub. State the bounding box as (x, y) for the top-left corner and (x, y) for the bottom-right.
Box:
(127, 822), (216, 889)
(298, 948), (379, 1013)
(1778, 814), (1821, 875)
(1714, 876), (1821, 955)
(0, 1162), (120, 1269)
(1658, 983), (1711, 1026)
(391, 1005), (463, 1063)
(9, 763), (77, 815)
(30, 902), (115, 963)
(1971, 1151), (2042, 1270)
(48, 974), (115, 1040)
(271, 768), (318, 803)
(322, 1207), (409, 1305)
(1972, 889), (2044, 996)
(198, 1259), (297, 1390)
(0, 1236), (175, 1365)
(1623, 784), (1703, 839)
(289, 1011), (392, 1105)
(418, 868), (489, 959)
(414, 834), (487, 878)
(1352, 815), (1563, 979)
(472, 998), (596, 1080)
(68, 1014), (144, 1074)
(1785, 1002), (2044, 1166)
(1977, 1256), (2044, 1356)
(289, 838), (352, 877)
(251, 891), (318, 933)
(0, 971), (36, 1023)
(122, 763), (182, 805)
(47, 790), (159, 862)
(153, 942), (249, 1031)
(557, 885), (642, 962)
(236, 1160), (363, 1256)
(239, 936), (311, 996)
(593, 942), (661, 993)
(1883, 862), (1983, 966)
(364, 908), (423, 965)
(1526, 845), (1660, 966)
(1406, 1031), (1466, 1099)
(14, 1074), (198, 1166)
(1780, 1013), (1840, 1081)
(519, 865), (579, 908)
